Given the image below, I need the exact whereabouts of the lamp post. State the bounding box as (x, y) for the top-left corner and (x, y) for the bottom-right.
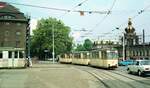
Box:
(52, 24), (55, 64)
(116, 27), (125, 61)
(122, 32), (125, 61)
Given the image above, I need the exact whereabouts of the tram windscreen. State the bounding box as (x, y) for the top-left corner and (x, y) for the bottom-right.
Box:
(107, 51), (118, 59)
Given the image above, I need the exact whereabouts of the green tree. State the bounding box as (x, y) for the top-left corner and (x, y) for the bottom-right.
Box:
(83, 39), (93, 51)
(30, 17), (73, 60)
(75, 44), (85, 51)
(75, 39), (93, 51)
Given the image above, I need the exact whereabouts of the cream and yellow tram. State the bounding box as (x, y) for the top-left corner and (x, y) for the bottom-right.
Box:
(72, 51), (90, 65)
(89, 49), (118, 69)
(0, 48), (27, 68)
(59, 53), (73, 64)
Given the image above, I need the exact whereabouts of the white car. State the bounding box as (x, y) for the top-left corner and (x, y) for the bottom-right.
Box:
(127, 60), (150, 76)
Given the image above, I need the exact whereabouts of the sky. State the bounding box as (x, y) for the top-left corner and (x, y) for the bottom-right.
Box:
(1, 0), (150, 44)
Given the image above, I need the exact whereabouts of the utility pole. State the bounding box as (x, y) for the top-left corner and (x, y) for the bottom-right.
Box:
(116, 27), (125, 61)
(52, 24), (55, 64)
(123, 33), (125, 61)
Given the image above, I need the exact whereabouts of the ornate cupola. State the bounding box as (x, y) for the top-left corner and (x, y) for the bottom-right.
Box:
(125, 18), (135, 34)
(123, 18), (139, 46)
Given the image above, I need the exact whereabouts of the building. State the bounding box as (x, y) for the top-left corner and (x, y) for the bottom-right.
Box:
(0, 2), (30, 61)
(118, 18), (150, 60)
(92, 40), (119, 50)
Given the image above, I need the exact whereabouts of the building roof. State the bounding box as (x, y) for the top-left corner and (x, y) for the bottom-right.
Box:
(0, 2), (29, 20)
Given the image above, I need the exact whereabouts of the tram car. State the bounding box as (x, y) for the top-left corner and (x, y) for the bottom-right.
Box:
(72, 51), (90, 65)
(59, 53), (73, 64)
(0, 48), (28, 68)
(60, 48), (118, 69)
(89, 49), (118, 69)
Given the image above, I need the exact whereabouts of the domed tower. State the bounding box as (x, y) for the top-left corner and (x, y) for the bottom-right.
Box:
(124, 18), (139, 46)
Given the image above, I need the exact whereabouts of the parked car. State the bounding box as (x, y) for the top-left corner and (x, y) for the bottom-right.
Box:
(118, 60), (134, 66)
(127, 60), (150, 76)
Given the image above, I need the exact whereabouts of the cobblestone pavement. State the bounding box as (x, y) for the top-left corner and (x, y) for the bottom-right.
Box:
(0, 63), (150, 88)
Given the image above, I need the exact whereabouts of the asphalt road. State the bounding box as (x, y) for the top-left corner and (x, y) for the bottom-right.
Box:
(0, 63), (150, 88)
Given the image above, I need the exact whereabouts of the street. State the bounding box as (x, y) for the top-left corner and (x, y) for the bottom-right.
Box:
(0, 63), (150, 88)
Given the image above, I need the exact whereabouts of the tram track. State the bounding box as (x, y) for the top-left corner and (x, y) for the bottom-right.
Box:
(108, 70), (150, 86)
(74, 66), (137, 88)
(74, 67), (111, 88)
(96, 70), (137, 88)
(82, 69), (111, 88)
(73, 65), (150, 88)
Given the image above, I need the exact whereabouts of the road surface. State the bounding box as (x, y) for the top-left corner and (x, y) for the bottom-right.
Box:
(0, 63), (150, 88)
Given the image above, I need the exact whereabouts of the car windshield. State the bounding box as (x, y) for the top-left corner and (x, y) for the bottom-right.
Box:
(140, 61), (150, 65)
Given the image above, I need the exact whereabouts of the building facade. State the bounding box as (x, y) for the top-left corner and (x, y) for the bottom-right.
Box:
(118, 18), (150, 60)
(0, 2), (30, 60)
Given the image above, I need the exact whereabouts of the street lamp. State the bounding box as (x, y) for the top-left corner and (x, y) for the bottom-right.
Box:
(52, 24), (55, 64)
(116, 27), (125, 61)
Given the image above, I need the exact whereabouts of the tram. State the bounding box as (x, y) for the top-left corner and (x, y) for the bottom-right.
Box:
(89, 49), (118, 68)
(60, 48), (118, 69)
(59, 53), (73, 64)
(0, 48), (27, 68)
(72, 51), (90, 65)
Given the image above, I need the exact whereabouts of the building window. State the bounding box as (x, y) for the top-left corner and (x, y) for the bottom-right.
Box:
(8, 51), (12, 58)
(0, 15), (15, 19)
(19, 51), (23, 58)
(15, 41), (20, 48)
(14, 51), (18, 58)
(147, 50), (149, 56)
(16, 32), (21, 36)
(0, 51), (2, 58)
(5, 31), (9, 36)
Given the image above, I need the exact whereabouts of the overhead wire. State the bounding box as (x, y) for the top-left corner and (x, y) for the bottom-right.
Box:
(116, 3), (150, 30)
(7, 1), (107, 15)
(89, 0), (116, 34)
(59, 0), (89, 19)
(98, 3), (150, 41)
(86, 0), (116, 41)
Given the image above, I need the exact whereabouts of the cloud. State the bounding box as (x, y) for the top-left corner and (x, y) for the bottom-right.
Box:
(30, 19), (38, 35)
(72, 32), (81, 41)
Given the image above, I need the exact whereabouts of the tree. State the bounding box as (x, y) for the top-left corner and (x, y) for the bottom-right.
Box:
(75, 39), (93, 51)
(83, 39), (93, 51)
(30, 17), (73, 60)
(75, 44), (85, 51)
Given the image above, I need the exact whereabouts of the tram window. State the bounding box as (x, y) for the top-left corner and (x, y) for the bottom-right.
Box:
(8, 51), (12, 58)
(0, 51), (2, 58)
(102, 51), (107, 59)
(83, 53), (87, 59)
(107, 52), (118, 59)
(19, 51), (23, 58)
(92, 52), (99, 59)
(14, 51), (18, 58)
(74, 53), (80, 59)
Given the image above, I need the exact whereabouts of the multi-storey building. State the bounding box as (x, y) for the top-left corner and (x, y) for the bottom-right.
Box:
(0, 2), (30, 67)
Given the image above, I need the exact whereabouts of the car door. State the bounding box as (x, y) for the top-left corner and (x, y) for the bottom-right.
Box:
(130, 61), (137, 72)
(133, 61), (140, 72)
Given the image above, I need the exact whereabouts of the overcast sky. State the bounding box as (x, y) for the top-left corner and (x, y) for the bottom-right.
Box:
(1, 0), (150, 43)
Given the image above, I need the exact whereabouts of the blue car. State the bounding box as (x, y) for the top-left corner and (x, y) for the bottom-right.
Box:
(118, 60), (134, 66)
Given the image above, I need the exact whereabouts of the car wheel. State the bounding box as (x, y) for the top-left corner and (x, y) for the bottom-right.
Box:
(127, 68), (132, 74)
(138, 70), (142, 76)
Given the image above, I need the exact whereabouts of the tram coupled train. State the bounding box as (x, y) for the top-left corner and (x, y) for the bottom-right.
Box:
(60, 48), (118, 69)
